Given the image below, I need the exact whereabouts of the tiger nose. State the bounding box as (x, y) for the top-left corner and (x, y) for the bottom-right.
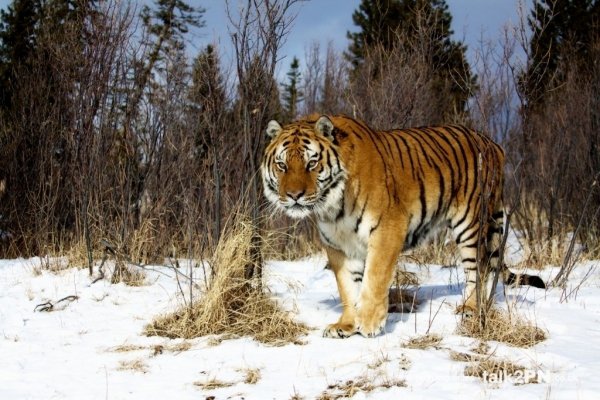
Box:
(287, 190), (305, 201)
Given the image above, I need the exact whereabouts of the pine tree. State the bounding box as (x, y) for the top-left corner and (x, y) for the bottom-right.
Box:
(346, 0), (473, 114)
(190, 45), (227, 155)
(0, 0), (40, 110)
(281, 56), (303, 122)
(523, 0), (600, 108)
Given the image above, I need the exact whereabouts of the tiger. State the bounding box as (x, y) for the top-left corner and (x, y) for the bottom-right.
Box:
(261, 114), (545, 338)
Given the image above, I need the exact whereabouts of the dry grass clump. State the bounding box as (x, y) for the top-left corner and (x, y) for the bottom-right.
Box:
(108, 341), (192, 356)
(457, 308), (547, 348)
(193, 378), (235, 390)
(449, 350), (483, 363)
(117, 359), (149, 373)
(403, 333), (443, 350)
(240, 367), (262, 384)
(144, 219), (308, 345)
(111, 260), (146, 286)
(318, 376), (406, 400)
(464, 358), (534, 383)
(109, 344), (146, 353)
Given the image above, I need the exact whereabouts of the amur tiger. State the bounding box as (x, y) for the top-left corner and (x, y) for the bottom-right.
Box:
(261, 115), (545, 338)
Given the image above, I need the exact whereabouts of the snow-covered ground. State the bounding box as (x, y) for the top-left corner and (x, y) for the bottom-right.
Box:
(1, 251), (599, 399)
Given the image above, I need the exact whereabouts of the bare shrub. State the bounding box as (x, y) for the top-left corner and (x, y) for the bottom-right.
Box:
(144, 216), (308, 345)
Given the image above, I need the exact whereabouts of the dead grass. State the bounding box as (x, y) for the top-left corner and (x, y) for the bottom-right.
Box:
(111, 260), (146, 286)
(318, 376), (406, 400)
(144, 218), (309, 345)
(151, 341), (193, 356)
(471, 341), (490, 355)
(388, 268), (420, 313)
(449, 350), (484, 362)
(403, 333), (443, 350)
(117, 359), (149, 373)
(457, 308), (547, 348)
(464, 357), (537, 383)
(193, 378), (235, 390)
(32, 255), (70, 275)
(367, 352), (391, 369)
(289, 389), (305, 400)
(405, 230), (459, 267)
(110, 344), (147, 353)
(262, 219), (321, 261)
(241, 367), (262, 384)
(108, 341), (192, 356)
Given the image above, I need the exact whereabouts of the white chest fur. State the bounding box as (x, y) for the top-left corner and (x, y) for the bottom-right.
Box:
(317, 212), (375, 260)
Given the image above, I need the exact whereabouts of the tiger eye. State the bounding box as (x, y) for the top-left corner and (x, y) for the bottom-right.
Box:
(276, 162), (287, 172)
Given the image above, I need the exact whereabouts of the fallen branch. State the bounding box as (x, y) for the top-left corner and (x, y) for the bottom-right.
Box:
(34, 295), (79, 312)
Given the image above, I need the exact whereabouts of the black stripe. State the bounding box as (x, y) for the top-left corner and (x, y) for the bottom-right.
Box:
(425, 128), (462, 196)
(405, 129), (435, 169)
(420, 128), (456, 202)
(349, 181), (360, 214)
(390, 135), (406, 170)
(492, 211), (504, 220)
(397, 134), (417, 180)
(370, 216), (381, 235)
(355, 197), (368, 233)
(458, 226), (480, 245)
(335, 201), (345, 221)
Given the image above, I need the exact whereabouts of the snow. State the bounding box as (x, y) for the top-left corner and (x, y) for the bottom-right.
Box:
(1, 253), (599, 399)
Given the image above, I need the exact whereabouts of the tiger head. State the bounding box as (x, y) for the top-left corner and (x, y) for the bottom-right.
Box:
(261, 115), (346, 219)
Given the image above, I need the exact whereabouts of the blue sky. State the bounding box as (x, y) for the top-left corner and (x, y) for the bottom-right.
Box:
(0, 0), (530, 75)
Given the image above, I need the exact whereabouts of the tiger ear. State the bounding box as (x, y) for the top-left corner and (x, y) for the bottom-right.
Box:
(266, 120), (283, 139)
(315, 116), (334, 141)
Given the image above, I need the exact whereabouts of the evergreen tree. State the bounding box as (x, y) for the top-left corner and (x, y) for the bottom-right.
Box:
(141, 0), (203, 53)
(190, 44), (227, 155)
(281, 56), (303, 122)
(346, 0), (473, 114)
(523, 0), (600, 108)
(0, 0), (40, 110)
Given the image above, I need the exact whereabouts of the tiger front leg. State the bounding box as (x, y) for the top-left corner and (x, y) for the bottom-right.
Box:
(356, 226), (404, 338)
(322, 247), (362, 338)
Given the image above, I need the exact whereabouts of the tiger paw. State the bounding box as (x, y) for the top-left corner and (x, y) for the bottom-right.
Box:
(356, 305), (387, 338)
(322, 322), (356, 339)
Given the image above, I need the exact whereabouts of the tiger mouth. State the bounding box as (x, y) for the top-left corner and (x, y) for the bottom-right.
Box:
(280, 201), (315, 218)
(283, 202), (313, 212)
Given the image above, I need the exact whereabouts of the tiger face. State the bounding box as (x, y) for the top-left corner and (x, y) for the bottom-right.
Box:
(261, 116), (346, 219)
